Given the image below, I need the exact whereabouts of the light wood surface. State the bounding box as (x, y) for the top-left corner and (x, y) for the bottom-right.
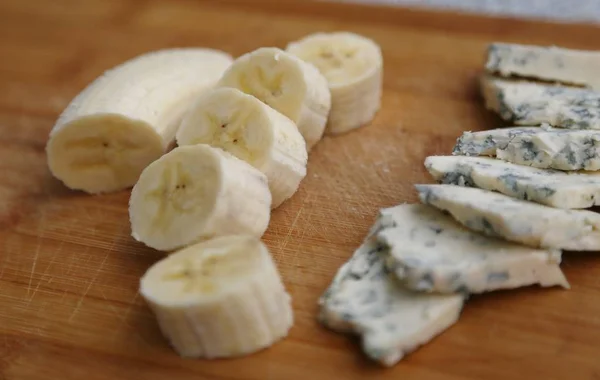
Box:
(2, 1), (600, 379)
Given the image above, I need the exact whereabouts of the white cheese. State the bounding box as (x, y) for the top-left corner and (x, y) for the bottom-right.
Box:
(452, 126), (541, 156)
(318, 216), (464, 367)
(453, 125), (600, 171)
(416, 184), (600, 250)
(425, 155), (600, 209)
(480, 76), (600, 129)
(485, 43), (600, 89)
(376, 203), (568, 294)
(497, 128), (600, 170)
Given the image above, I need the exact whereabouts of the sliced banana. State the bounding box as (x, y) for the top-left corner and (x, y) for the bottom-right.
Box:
(140, 235), (294, 358)
(129, 145), (271, 251)
(176, 87), (307, 208)
(47, 48), (233, 194)
(286, 32), (383, 135)
(216, 47), (331, 150)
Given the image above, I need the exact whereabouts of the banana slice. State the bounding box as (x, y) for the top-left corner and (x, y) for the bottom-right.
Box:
(286, 32), (383, 135)
(216, 47), (331, 150)
(140, 235), (294, 358)
(129, 145), (271, 251)
(176, 87), (307, 208)
(47, 48), (233, 194)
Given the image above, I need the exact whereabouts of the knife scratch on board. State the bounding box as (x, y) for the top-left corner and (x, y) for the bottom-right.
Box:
(28, 240), (64, 305)
(280, 194), (309, 252)
(26, 238), (42, 298)
(68, 251), (110, 322)
(99, 288), (122, 320)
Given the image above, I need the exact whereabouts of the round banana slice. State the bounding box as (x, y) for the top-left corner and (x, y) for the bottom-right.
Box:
(176, 87), (307, 208)
(286, 32), (383, 135)
(216, 47), (331, 150)
(47, 48), (233, 194)
(129, 145), (271, 251)
(140, 235), (294, 358)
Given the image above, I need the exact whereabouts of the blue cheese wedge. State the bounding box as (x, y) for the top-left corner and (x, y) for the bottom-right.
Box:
(376, 204), (568, 295)
(453, 125), (600, 170)
(480, 76), (600, 129)
(416, 184), (600, 250)
(485, 43), (600, 89)
(318, 217), (465, 366)
(452, 126), (540, 156)
(424, 155), (600, 209)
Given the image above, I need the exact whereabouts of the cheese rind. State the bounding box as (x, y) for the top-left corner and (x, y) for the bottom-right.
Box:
(452, 126), (540, 156)
(481, 76), (600, 129)
(485, 43), (600, 89)
(425, 155), (600, 209)
(453, 126), (600, 171)
(376, 204), (568, 294)
(318, 214), (464, 366)
(416, 184), (600, 250)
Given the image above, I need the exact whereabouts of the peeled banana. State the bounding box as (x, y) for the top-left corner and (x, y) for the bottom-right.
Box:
(176, 87), (307, 208)
(286, 32), (383, 135)
(129, 145), (271, 251)
(140, 235), (293, 358)
(216, 47), (331, 150)
(46, 48), (233, 194)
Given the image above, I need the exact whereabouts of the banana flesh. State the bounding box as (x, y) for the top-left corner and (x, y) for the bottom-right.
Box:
(46, 48), (233, 194)
(128, 145), (271, 251)
(45, 34), (388, 361)
(217, 47), (331, 150)
(176, 87), (307, 208)
(140, 235), (293, 358)
(286, 32), (383, 135)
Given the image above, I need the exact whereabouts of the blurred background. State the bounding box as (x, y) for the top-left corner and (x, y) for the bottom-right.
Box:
(339, 0), (600, 24)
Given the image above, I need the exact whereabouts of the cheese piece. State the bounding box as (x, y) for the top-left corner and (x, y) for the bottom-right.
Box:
(452, 126), (540, 156)
(453, 125), (600, 171)
(416, 184), (600, 250)
(318, 216), (465, 367)
(480, 76), (600, 129)
(497, 128), (600, 170)
(376, 203), (568, 295)
(424, 155), (600, 209)
(485, 43), (600, 89)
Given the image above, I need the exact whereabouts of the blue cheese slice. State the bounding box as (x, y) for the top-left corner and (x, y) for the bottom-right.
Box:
(377, 203), (568, 294)
(318, 216), (465, 366)
(485, 43), (600, 89)
(424, 155), (600, 209)
(480, 76), (600, 129)
(453, 125), (600, 170)
(498, 128), (600, 171)
(452, 126), (540, 156)
(416, 184), (600, 250)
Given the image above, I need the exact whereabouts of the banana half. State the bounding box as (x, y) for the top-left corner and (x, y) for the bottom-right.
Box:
(216, 47), (331, 150)
(129, 145), (271, 251)
(176, 87), (307, 208)
(140, 235), (294, 358)
(287, 32), (383, 135)
(47, 48), (233, 194)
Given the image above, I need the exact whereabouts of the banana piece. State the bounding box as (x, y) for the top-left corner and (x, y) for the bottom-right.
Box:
(46, 48), (233, 194)
(176, 87), (307, 208)
(216, 47), (331, 150)
(140, 235), (294, 358)
(129, 145), (271, 251)
(286, 32), (383, 135)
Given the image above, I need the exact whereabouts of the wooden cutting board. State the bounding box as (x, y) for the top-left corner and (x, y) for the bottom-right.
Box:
(2, 0), (600, 378)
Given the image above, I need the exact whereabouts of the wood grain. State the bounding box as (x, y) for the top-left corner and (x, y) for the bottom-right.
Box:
(2, 0), (600, 378)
